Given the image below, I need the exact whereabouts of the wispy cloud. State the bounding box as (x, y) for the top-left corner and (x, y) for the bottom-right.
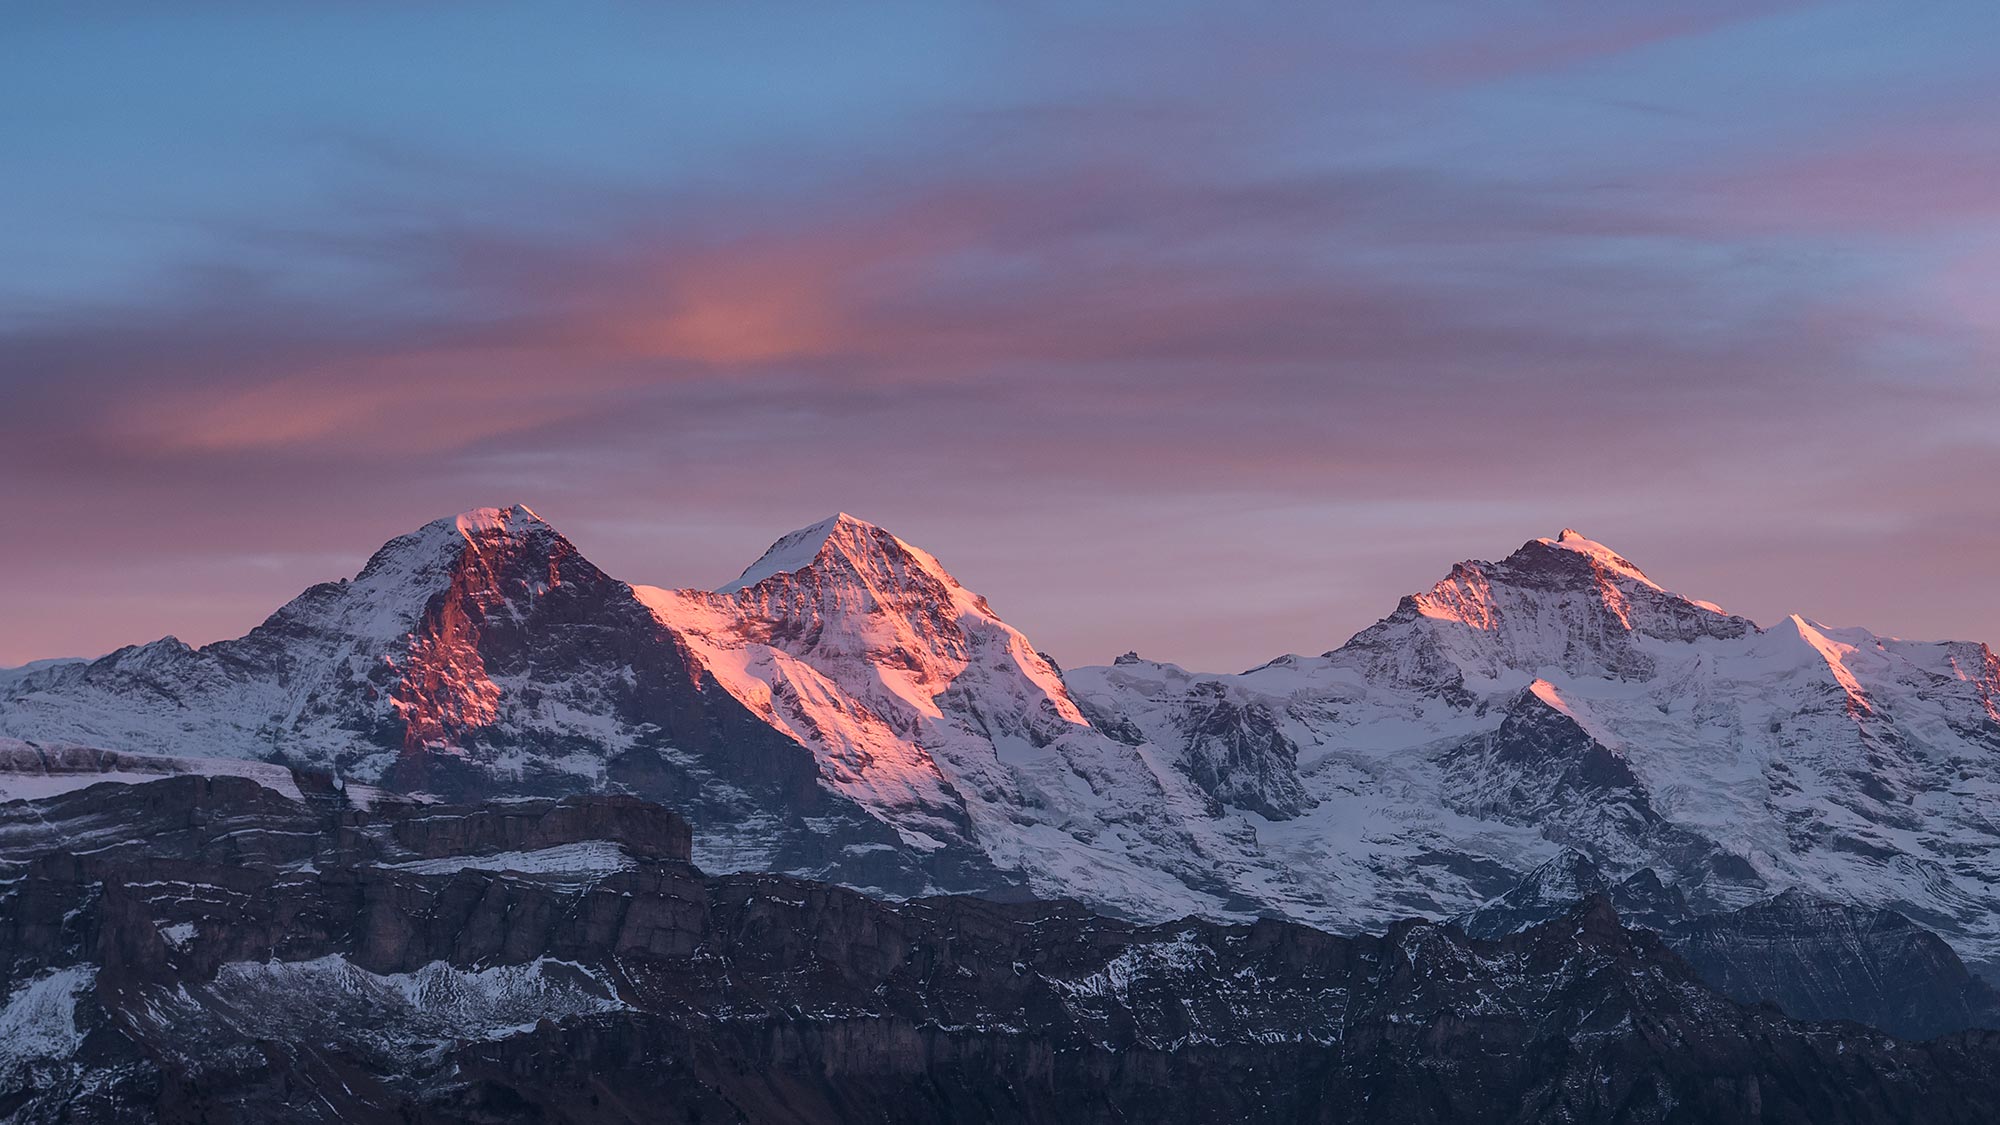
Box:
(4, 2), (1998, 669)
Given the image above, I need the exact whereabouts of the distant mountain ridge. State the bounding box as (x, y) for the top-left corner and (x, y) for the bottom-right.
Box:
(5, 505), (1999, 984)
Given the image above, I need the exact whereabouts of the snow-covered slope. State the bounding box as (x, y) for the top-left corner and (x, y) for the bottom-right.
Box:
(0, 507), (997, 893)
(1069, 529), (2000, 973)
(6, 510), (1998, 977)
(0, 506), (610, 778)
(634, 513), (1269, 919)
(0, 508), (1259, 913)
(14, 775), (1997, 1122)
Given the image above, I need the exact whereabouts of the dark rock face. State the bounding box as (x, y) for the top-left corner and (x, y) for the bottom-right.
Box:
(1455, 853), (2000, 1041)
(1439, 690), (1751, 906)
(380, 791), (693, 863)
(1168, 683), (1313, 820)
(1442, 690), (1657, 829)
(1456, 848), (1627, 939)
(1065, 665), (1314, 822)
(0, 774), (693, 876)
(6, 779), (2000, 1123)
(1676, 890), (2000, 1041)
(1487, 539), (1757, 647)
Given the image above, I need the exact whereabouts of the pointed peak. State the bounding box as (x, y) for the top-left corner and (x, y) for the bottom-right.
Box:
(452, 504), (547, 539)
(719, 511), (925, 594)
(1568, 893), (1627, 939)
(788, 510), (879, 536)
(1505, 680), (1592, 736)
(1524, 678), (1576, 719)
(1523, 847), (1609, 891)
(1767, 614), (1875, 713)
(1530, 528), (1659, 589)
(1773, 614), (1855, 655)
(1548, 843), (1596, 867)
(353, 504), (566, 587)
(816, 510), (896, 546)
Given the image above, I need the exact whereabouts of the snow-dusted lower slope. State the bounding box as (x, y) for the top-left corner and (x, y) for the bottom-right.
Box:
(0, 739), (307, 804)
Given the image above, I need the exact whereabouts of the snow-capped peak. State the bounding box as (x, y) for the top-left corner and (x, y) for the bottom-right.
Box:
(721, 512), (872, 593)
(718, 512), (963, 598)
(13, 508), (2000, 984)
(262, 503), (597, 690)
(1535, 529), (1662, 591)
(453, 504), (546, 539)
(1766, 613), (1875, 713)
(1520, 529), (1733, 616)
(351, 504), (564, 596)
(1334, 527), (1755, 684)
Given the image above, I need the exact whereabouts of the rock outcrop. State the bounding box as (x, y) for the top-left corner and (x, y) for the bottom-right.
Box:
(1454, 852), (2000, 1040)
(6, 778), (2000, 1123)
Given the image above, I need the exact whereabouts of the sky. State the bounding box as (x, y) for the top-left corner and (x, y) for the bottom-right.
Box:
(4, 1), (1999, 673)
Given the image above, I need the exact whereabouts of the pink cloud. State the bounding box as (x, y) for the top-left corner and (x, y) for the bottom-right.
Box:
(7, 107), (2000, 669)
(1686, 119), (2000, 235)
(1414, 2), (1807, 83)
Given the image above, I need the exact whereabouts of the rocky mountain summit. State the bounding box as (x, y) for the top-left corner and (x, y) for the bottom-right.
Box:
(1070, 529), (2000, 974)
(5, 508), (1999, 985)
(5, 774), (2000, 1124)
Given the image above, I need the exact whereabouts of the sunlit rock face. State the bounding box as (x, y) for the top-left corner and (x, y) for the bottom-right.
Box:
(0, 506), (660, 777)
(7, 510), (2000, 984)
(0, 508), (996, 897)
(633, 513), (1096, 840)
(635, 513), (1254, 920)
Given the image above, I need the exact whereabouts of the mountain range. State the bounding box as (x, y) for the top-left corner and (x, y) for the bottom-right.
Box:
(4, 505), (1997, 988)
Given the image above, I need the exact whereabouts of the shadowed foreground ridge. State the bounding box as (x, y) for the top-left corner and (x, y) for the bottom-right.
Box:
(1454, 850), (2000, 1041)
(3, 777), (2000, 1123)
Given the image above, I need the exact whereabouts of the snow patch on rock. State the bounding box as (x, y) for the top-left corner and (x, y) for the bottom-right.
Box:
(0, 966), (96, 1080)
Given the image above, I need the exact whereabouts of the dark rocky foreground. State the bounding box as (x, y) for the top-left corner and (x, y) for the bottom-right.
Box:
(1455, 850), (2000, 1041)
(4, 778), (2000, 1123)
